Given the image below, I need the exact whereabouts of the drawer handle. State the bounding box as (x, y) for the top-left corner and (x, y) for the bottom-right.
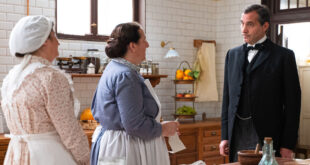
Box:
(210, 145), (217, 151)
(211, 132), (217, 136)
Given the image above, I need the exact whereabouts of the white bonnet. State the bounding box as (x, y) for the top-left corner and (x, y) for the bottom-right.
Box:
(9, 15), (53, 56)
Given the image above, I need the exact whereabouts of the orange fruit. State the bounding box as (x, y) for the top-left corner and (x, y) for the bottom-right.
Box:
(184, 69), (191, 76)
(183, 76), (190, 80)
(80, 108), (94, 120)
(176, 69), (184, 80)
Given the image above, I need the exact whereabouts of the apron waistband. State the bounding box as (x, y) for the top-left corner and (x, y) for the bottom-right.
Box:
(5, 131), (58, 163)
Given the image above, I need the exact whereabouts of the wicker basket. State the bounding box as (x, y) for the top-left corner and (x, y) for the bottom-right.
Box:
(80, 120), (99, 130)
(176, 60), (192, 72)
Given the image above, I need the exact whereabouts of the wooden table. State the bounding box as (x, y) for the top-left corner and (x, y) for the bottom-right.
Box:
(220, 157), (297, 165)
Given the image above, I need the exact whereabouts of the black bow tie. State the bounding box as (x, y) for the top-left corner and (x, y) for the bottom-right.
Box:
(247, 43), (264, 51)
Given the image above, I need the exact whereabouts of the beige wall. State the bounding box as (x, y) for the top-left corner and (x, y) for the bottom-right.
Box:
(0, 0), (260, 133)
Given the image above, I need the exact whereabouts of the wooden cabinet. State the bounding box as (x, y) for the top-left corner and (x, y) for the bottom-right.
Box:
(0, 136), (9, 164)
(0, 120), (227, 165)
(168, 120), (228, 165)
(298, 65), (310, 146)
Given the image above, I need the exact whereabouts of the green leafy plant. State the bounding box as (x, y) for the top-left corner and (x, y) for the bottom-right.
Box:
(188, 70), (200, 80)
(176, 105), (196, 115)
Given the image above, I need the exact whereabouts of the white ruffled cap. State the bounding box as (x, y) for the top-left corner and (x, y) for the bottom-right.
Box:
(9, 15), (53, 56)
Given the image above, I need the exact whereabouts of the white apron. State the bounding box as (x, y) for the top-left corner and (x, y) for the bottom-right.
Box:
(94, 79), (170, 165)
(4, 132), (76, 165)
(1, 55), (79, 165)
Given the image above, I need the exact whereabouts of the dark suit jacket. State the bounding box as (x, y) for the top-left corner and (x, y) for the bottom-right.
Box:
(221, 39), (301, 151)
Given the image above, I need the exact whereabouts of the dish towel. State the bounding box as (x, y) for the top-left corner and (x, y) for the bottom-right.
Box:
(194, 42), (218, 101)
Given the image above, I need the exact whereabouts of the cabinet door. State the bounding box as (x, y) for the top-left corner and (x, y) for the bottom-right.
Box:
(204, 156), (226, 165)
(299, 66), (310, 145)
(167, 126), (199, 165)
(175, 152), (198, 165)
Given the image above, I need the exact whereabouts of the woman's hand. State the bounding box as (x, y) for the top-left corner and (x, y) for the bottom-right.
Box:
(161, 121), (180, 137)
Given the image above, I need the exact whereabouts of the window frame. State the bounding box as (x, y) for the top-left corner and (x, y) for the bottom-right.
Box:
(262, 0), (310, 42)
(55, 0), (145, 42)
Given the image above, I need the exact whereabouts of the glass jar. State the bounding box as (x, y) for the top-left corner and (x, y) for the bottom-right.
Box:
(141, 61), (148, 75)
(152, 63), (159, 75)
(147, 60), (152, 75)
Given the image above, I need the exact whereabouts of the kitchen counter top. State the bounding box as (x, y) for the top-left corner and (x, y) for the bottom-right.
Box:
(221, 157), (310, 165)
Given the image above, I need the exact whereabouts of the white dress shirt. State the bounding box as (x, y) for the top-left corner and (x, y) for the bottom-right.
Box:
(247, 35), (267, 62)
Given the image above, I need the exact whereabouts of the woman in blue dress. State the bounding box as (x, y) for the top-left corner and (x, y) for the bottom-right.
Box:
(90, 22), (179, 165)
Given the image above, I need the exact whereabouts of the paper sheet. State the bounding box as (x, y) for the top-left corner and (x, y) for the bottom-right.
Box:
(168, 133), (186, 153)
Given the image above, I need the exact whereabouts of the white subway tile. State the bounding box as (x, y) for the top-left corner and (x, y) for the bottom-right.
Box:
(6, 13), (22, 22)
(36, 0), (49, 8)
(14, 5), (25, 14)
(29, 7), (43, 15)
(6, 0), (22, 5)
(43, 8), (54, 17)
(0, 30), (6, 39)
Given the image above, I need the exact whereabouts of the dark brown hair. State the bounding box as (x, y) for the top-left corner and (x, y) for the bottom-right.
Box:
(244, 4), (270, 25)
(105, 22), (142, 58)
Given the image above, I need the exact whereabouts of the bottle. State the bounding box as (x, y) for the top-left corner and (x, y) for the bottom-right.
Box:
(87, 63), (95, 74)
(258, 137), (278, 165)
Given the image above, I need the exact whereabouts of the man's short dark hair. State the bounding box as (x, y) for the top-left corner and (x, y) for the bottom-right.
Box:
(244, 4), (270, 25)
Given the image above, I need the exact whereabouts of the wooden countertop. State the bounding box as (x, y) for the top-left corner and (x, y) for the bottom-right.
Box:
(221, 157), (303, 165)
(178, 118), (221, 129)
(0, 119), (221, 140)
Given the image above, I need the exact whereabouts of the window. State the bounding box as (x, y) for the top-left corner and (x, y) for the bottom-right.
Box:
(56, 0), (145, 41)
(262, 0), (310, 64)
(280, 0), (309, 10)
(262, 0), (310, 42)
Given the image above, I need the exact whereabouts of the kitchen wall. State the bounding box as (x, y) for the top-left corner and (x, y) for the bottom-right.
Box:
(0, 0), (259, 132)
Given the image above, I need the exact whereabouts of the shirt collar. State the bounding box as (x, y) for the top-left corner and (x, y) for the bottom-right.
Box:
(112, 58), (140, 73)
(30, 55), (52, 65)
(247, 35), (267, 47)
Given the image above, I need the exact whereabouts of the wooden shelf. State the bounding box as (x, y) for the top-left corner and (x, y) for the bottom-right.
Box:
(173, 114), (196, 122)
(174, 80), (195, 84)
(142, 74), (168, 78)
(193, 39), (216, 48)
(71, 73), (168, 87)
(173, 96), (197, 101)
(71, 73), (102, 77)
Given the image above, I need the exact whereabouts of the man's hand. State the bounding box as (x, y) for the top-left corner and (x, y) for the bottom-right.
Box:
(280, 148), (294, 158)
(219, 140), (229, 156)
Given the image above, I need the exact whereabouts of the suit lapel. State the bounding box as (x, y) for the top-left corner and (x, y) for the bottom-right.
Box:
(249, 39), (272, 73)
(237, 45), (247, 72)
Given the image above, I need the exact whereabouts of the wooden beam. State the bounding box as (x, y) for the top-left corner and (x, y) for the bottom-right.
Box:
(193, 39), (216, 48)
(27, 0), (29, 15)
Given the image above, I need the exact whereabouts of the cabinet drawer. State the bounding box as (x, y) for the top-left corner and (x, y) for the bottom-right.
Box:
(202, 136), (221, 144)
(202, 143), (220, 157)
(175, 152), (198, 165)
(204, 156), (225, 165)
(204, 129), (221, 137)
(203, 144), (219, 152)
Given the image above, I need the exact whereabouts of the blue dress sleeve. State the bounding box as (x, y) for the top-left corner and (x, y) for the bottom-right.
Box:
(115, 72), (162, 140)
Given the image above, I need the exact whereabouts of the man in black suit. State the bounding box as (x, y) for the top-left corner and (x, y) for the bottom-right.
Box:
(219, 4), (301, 162)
